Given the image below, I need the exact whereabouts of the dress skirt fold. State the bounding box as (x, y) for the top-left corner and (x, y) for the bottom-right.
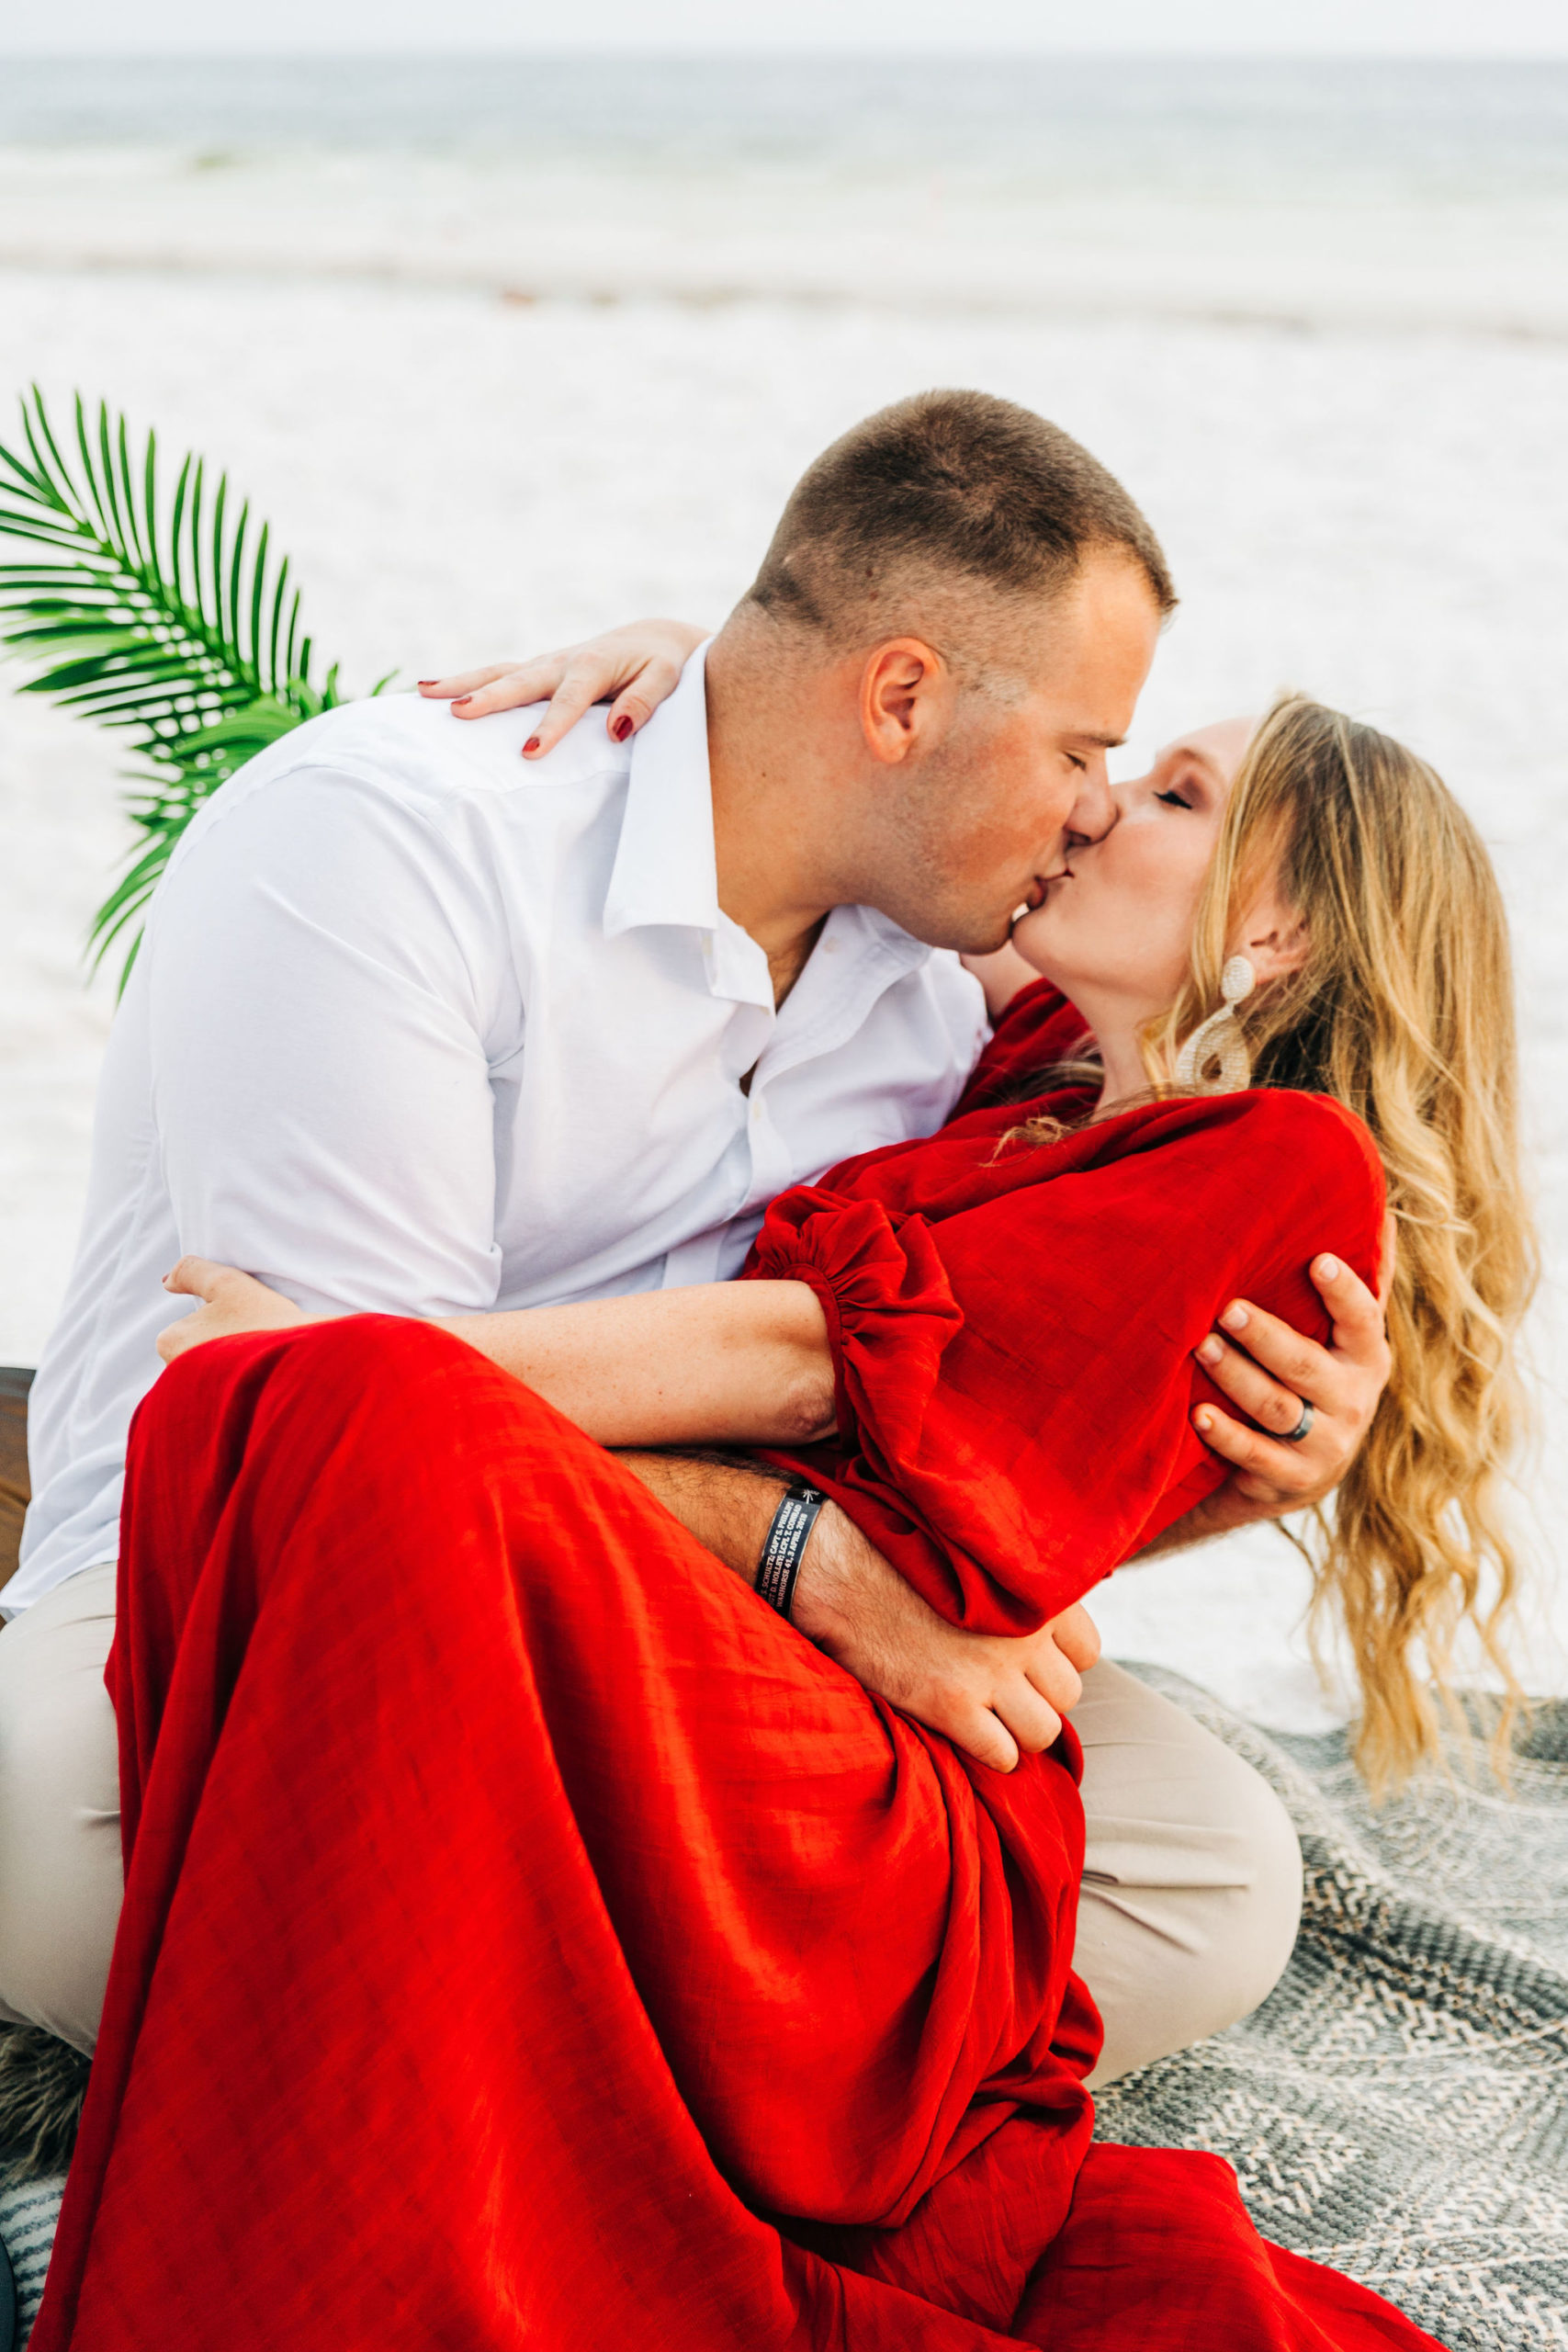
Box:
(32, 1316), (1443, 2348)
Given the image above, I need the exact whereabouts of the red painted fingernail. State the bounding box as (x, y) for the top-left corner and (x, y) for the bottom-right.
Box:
(523, 736), (541, 756)
(451, 695), (472, 708)
(416, 679), (437, 688)
(611, 713), (634, 742)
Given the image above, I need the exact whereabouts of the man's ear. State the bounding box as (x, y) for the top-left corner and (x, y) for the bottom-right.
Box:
(1237, 890), (1311, 985)
(857, 638), (953, 766)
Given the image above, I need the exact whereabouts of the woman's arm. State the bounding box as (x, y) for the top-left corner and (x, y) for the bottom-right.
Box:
(417, 619), (706, 759)
(750, 1091), (1388, 1637)
(439, 1282), (835, 1446)
(157, 1258), (1098, 1769)
(159, 1259), (836, 1450)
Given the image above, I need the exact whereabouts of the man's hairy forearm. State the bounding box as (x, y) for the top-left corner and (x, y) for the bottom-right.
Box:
(1132, 1481), (1297, 1563)
(615, 1449), (1100, 1774)
(1131, 1505), (1220, 1563)
(615, 1448), (791, 1583)
(615, 1448), (919, 1657)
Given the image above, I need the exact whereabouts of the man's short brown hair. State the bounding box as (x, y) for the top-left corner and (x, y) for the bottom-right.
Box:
(743, 389), (1176, 641)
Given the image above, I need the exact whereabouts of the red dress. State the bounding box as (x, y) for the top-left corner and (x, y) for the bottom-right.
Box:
(33, 993), (1438, 2352)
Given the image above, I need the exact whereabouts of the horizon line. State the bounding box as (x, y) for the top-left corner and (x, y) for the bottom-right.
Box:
(5, 47), (1568, 65)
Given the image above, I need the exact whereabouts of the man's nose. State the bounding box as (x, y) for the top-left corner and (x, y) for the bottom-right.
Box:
(1066, 766), (1119, 847)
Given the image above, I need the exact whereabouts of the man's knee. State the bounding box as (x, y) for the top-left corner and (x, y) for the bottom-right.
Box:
(1205, 1748), (1303, 2023)
(1074, 1663), (1303, 2082)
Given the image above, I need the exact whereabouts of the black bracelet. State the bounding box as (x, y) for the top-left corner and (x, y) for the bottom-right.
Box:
(754, 1483), (825, 1619)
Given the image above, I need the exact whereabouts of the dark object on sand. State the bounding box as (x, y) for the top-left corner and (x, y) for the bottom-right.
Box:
(0, 1370), (89, 2197)
(0, 1370), (29, 1597)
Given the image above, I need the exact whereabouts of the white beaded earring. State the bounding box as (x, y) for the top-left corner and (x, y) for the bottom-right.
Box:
(1173, 955), (1257, 1093)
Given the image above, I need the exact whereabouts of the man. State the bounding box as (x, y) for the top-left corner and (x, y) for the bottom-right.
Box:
(0, 390), (1387, 2082)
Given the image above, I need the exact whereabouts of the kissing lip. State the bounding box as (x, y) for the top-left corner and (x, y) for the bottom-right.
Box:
(1011, 867), (1070, 924)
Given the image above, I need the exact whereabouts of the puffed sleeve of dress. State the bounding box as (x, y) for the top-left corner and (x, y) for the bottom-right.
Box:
(748, 1082), (1386, 1637)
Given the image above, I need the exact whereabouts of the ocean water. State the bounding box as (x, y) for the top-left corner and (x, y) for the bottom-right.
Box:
(0, 56), (1564, 1718)
(3, 53), (1567, 192)
(2, 56), (1566, 334)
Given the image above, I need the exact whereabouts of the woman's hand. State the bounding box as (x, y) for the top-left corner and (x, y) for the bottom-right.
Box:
(1146, 1217), (1398, 1553)
(417, 618), (706, 759)
(157, 1256), (316, 1364)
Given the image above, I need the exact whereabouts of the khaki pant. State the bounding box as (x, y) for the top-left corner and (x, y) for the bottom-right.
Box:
(0, 1565), (1303, 2078)
(0, 1564), (121, 2054)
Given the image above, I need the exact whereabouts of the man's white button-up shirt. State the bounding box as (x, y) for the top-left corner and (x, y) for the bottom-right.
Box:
(14, 645), (987, 1611)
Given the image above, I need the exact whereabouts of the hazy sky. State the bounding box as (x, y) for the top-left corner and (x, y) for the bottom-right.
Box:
(6, 0), (1568, 56)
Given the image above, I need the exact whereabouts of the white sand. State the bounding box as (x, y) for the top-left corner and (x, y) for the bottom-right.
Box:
(2, 146), (1565, 1723)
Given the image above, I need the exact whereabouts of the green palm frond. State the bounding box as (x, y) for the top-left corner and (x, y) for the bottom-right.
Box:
(0, 388), (394, 990)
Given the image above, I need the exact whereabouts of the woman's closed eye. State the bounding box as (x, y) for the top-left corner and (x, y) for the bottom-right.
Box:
(1148, 746), (1225, 812)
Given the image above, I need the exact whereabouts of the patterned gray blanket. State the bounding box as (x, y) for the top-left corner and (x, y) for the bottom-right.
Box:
(1095, 1668), (1568, 2351)
(2, 1668), (1563, 2347)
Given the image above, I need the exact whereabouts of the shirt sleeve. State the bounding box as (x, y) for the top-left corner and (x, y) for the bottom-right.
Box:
(750, 1090), (1387, 1634)
(145, 764), (514, 1317)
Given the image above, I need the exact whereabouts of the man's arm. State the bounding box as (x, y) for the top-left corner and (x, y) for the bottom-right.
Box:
(1141, 1227), (1396, 1557)
(618, 1450), (1100, 1775)
(148, 763), (509, 1325)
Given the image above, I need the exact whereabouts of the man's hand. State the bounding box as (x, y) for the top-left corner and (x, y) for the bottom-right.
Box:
(795, 1503), (1100, 1772)
(157, 1256), (314, 1364)
(1147, 1217), (1396, 1553)
(617, 1448), (1098, 1773)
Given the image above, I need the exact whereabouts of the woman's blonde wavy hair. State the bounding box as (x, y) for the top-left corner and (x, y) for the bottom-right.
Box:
(1145, 695), (1537, 1791)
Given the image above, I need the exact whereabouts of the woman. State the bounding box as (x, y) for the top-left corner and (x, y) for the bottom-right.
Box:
(412, 622), (1529, 1787)
(35, 695), (1530, 2348)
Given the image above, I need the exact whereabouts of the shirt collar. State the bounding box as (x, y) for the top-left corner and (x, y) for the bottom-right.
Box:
(603, 639), (722, 940)
(822, 899), (937, 976)
(602, 636), (935, 1003)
